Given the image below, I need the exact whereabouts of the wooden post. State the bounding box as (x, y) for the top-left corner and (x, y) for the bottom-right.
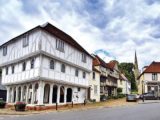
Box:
(56, 102), (58, 110)
(72, 101), (73, 108)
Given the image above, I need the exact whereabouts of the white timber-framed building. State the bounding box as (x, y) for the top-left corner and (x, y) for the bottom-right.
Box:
(0, 22), (93, 106)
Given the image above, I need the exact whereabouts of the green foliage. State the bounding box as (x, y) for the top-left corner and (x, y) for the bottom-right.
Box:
(117, 94), (126, 98)
(117, 88), (122, 94)
(118, 63), (137, 91)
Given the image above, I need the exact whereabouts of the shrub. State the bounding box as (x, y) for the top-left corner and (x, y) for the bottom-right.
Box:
(117, 88), (123, 94)
(14, 102), (26, 111)
(0, 99), (6, 108)
(117, 94), (126, 98)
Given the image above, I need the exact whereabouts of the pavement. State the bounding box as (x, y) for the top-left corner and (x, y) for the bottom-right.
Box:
(0, 102), (160, 120)
(0, 98), (136, 115)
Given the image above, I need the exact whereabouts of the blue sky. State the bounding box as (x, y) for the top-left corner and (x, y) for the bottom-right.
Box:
(1, 0), (160, 70)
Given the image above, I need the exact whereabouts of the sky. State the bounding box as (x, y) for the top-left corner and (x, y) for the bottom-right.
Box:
(1, 0), (160, 70)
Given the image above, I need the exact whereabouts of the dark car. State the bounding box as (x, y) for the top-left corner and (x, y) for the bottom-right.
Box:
(141, 93), (158, 100)
(126, 94), (138, 102)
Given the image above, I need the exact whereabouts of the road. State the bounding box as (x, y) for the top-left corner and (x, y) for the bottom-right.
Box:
(1, 103), (160, 120)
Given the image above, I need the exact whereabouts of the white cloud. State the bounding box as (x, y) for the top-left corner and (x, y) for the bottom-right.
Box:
(1, 0), (160, 69)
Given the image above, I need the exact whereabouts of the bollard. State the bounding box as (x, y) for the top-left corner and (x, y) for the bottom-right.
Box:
(84, 100), (86, 106)
(56, 102), (58, 110)
(72, 101), (73, 108)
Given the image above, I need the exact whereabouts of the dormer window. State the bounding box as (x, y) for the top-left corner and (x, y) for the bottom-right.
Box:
(56, 39), (64, 52)
(23, 34), (29, 47)
(3, 46), (7, 56)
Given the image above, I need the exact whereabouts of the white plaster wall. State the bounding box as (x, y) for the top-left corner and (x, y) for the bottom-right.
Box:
(41, 30), (92, 71)
(89, 71), (100, 102)
(41, 56), (89, 86)
(72, 87), (86, 103)
(0, 29), (41, 65)
(2, 56), (40, 85)
(144, 73), (160, 81)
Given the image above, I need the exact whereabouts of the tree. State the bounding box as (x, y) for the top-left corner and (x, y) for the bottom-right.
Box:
(118, 63), (137, 91)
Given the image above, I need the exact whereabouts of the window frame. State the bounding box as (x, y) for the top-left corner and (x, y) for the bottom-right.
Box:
(3, 46), (7, 56)
(22, 62), (26, 71)
(83, 72), (86, 79)
(23, 34), (29, 47)
(152, 73), (158, 81)
(50, 60), (55, 70)
(93, 72), (95, 80)
(75, 69), (79, 77)
(6, 67), (8, 75)
(82, 53), (86, 63)
(61, 64), (66, 73)
(12, 65), (15, 74)
(56, 39), (64, 52)
(30, 58), (35, 69)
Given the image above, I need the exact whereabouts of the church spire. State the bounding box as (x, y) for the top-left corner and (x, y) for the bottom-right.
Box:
(134, 50), (138, 69)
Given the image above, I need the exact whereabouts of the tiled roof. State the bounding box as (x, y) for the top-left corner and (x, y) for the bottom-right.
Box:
(0, 22), (92, 58)
(93, 55), (108, 68)
(143, 61), (160, 73)
(106, 61), (117, 70)
(93, 67), (101, 73)
(138, 61), (160, 79)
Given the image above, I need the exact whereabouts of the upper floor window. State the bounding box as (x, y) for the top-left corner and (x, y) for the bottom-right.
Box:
(3, 46), (7, 56)
(6, 67), (8, 75)
(31, 58), (35, 69)
(152, 73), (158, 80)
(61, 64), (65, 73)
(82, 53), (86, 63)
(50, 60), (55, 69)
(23, 34), (29, 47)
(75, 69), (79, 77)
(93, 72), (95, 79)
(78, 87), (81, 92)
(56, 39), (64, 52)
(83, 72), (86, 79)
(22, 62), (26, 71)
(12, 65), (14, 74)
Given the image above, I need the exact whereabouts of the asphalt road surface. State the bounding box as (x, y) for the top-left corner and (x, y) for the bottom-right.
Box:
(1, 103), (160, 120)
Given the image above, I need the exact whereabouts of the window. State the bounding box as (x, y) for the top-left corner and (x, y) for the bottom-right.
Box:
(23, 34), (29, 47)
(83, 72), (86, 79)
(61, 64), (65, 73)
(6, 67), (8, 75)
(75, 69), (79, 77)
(82, 53), (86, 63)
(152, 73), (158, 80)
(50, 60), (55, 69)
(12, 65), (14, 74)
(22, 62), (26, 71)
(30, 58), (35, 69)
(78, 87), (81, 92)
(93, 72), (95, 79)
(3, 46), (7, 56)
(94, 85), (98, 95)
(56, 39), (64, 52)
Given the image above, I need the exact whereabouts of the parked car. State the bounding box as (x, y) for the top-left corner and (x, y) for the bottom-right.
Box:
(126, 94), (138, 102)
(140, 93), (158, 100)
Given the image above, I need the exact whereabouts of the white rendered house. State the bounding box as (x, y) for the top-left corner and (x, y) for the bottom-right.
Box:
(0, 23), (92, 106)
